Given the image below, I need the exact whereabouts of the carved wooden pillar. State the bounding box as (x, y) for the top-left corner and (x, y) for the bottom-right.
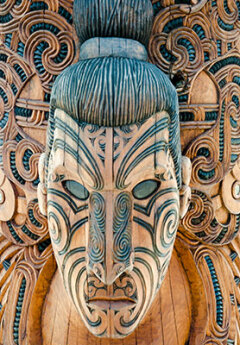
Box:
(0, 0), (240, 344)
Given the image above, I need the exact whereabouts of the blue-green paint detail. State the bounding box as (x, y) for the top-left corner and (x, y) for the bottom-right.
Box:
(30, 23), (60, 35)
(53, 43), (68, 64)
(13, 277), (26, 345)
(11, 83), (18, 95)
(3, 259), (10, 271)
(179, 94), (188, 103)
(205, 111), (218, 121)
(4, 33), (12, 48)
(15, 134), (23, 143)
(0, 87), (8, 104)
(34, 42), (49, 75)
(21, 225), (39, 240)
(152, 1), (164, 16)
(197, 147), (210, 158)
(7, 221), (24, 244)
(195, 231), (206, 238)
(198, 168), (215, 181)
(160, 45), (177, 63)
(0, 70), (5, 79)
(177, 38), (196, 61)
(191, 211), (206, 226)
(233, 76), (240, 86)
(230, 251), (238, 261)
(204, 51), (210, 62)
(193, 24), (205, 40)
(17, 42), (25, 57)
(205, 256), (223, 327)
(234, 276), (240, 286)
(22, 149), (33, 171)
(223, 0), (232, 14)
(210, 56), (240, 74)
(13, 64), (27, 82)
(30, 1), (48, 11)
(180, 112), (194, 122)
(217, 17), (234, 31)
(37, 238), (51, 253)
(230, 294), (235, 304)
(219, 79), (227, 89)
(231, 154), (238, 163)
(0, 112), (8, 129)
(232, 95), (239, 108)
(163, 17), (183, 34)
(231, 137), (240, 145)
(213, 228), (228, 244)
(15, 107), (32, 118)
(29, 208), (42, 228)
(58, 6), (72, 24)
(217, 40), (222, 56)
(0, 54), (7, 62)
(233, 214), (240, 236)
(219, 101), (225, 162)
(10, 152), (25, 185)
(0, 13), (13, 24)
(227, 340), (235, 345)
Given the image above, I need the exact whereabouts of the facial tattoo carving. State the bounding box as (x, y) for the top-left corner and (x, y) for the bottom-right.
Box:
(38, 108), (191, 338)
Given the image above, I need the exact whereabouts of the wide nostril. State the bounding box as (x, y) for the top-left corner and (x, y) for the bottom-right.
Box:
(87, 262), (105, 282)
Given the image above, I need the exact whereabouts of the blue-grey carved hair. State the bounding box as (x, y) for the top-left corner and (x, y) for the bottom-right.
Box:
(45, 0), (182, 189)
(73, 0), (153, 47)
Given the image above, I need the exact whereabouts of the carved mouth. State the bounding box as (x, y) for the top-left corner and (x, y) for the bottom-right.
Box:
(87, 297), (136, 310)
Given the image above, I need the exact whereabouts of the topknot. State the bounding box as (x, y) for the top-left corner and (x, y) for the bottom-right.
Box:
(73, 0), (153, 47)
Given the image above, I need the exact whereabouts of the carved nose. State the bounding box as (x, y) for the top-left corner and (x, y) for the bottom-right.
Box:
(87, 192), (134, 285)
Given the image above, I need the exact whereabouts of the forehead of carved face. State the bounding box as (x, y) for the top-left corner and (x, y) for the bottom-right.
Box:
(46, 109), (180, 338)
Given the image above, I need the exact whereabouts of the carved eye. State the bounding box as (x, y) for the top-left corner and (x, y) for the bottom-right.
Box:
(132, 180), (160, 200)
(62, 180), (89, 201)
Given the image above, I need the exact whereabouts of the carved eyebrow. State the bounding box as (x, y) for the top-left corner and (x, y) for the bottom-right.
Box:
(116, 117), (169, 189)
(54, 117), (104, 190)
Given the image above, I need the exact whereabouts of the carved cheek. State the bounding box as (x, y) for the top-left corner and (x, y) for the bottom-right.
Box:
(154, 195), (180, 257)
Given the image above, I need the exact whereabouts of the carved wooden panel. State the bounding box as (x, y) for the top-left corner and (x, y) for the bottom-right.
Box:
(0, 0), (239, 344)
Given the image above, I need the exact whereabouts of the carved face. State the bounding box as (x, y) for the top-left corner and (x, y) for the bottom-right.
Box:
(45, 109), (181, 338)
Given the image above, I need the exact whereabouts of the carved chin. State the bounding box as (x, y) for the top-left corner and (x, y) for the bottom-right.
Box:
(60, 250), (165, 338)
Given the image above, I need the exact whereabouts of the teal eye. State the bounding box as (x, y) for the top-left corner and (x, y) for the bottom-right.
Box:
(63, 180), (89, 201)
(132, 180), (160, 200)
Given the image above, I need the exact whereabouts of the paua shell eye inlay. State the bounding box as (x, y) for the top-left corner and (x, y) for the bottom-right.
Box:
(62, 180), (89, 200)
(132, 179), (160, 200)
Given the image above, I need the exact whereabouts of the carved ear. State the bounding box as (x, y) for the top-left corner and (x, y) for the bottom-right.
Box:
(179, 156), (192, 219)
(37, 153), (47, 216)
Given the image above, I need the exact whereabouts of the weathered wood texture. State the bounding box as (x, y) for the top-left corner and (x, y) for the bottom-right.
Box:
(0, 0), (239, 344)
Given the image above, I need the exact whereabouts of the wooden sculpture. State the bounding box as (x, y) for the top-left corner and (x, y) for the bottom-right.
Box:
(0, 0), (240, 344)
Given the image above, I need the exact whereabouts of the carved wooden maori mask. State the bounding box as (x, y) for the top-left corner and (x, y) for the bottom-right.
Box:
(38, 0), (191, 338)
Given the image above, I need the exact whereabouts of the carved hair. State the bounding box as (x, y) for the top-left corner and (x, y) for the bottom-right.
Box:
(73, 0), (153, 46)
(45, 0), (181, 188)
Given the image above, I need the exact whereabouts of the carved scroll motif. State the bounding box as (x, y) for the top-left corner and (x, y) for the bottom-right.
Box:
(150, 1), (240, 343)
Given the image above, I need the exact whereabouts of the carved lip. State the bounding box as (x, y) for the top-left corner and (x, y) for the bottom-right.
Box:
(87, 297), (136, 310)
